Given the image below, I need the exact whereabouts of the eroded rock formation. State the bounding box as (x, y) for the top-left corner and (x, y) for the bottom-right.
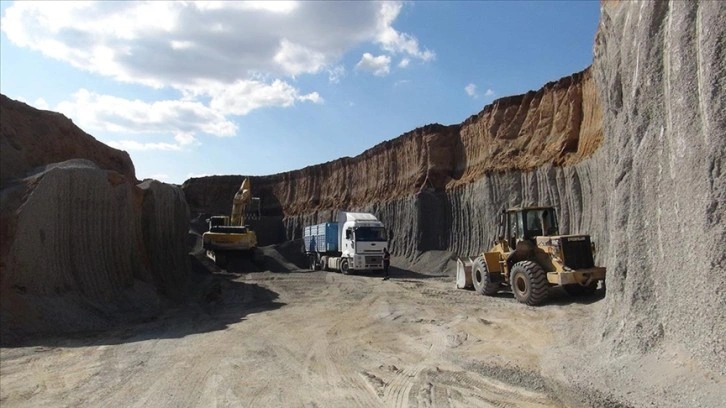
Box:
(0, 95), (136, 183)
(591, 0), (725, 377)
(0, 98), (191, 341)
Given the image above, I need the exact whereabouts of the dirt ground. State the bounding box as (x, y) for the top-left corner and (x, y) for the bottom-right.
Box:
(0, 259), (606, 408)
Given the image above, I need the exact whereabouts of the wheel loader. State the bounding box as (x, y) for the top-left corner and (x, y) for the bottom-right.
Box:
(202, 178), (262, 269)
(459, 206), (606, 306)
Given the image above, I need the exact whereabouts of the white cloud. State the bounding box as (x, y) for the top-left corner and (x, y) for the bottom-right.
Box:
(484, 88), (496, 97)
(328, 65), (346, 84)
(355, 53), (391, 77)
(273, 38), (329, 76)
(108, 140), (182, 152)
(2, 1), (435, 148)
(394, 79), (411, 87)
(465, 83), (477, 98)
(174, 132), (199, 146)
(376, 2), (435, 61)
(55, 89), (237, 141)
(33, 97), (49, 109)
(207, 79), (323, 116)
(186, 172), (212, 179)
(1, 1), (432, 90)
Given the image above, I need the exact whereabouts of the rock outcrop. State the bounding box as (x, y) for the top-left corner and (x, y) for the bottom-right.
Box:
(590, 0), (725, 381)
(0, 94), (136, 184)
(0, 97), (191, 341)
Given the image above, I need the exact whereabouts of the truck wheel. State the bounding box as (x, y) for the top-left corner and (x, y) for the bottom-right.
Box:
(340, 259), (350, 275)
(320, 256), (328, 272)
(309, 255), (317, 271)
(472, 256), (500, 296)
(563, 282), (598, 297)
(510, 261), (548, 306)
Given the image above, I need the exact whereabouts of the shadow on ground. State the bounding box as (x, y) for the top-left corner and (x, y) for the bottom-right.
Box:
(1, 257), (286, 349)
(461, 284), (607, 306)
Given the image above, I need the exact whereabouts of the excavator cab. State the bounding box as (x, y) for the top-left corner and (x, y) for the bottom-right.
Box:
(246, 197), (261, 221)
(202, 178), (262, 268)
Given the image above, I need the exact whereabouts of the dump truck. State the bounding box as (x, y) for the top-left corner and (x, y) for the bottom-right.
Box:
(458, 206), (606, 306)
(303, 211), (389, 274)
(202, 178), (261, 268)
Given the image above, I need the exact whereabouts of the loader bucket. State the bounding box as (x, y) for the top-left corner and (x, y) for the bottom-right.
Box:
(456, 257), (476, 289)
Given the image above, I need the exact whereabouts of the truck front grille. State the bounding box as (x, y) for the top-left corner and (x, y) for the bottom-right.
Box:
(365, 255), (382, 264)
(561, 237), (595, 269)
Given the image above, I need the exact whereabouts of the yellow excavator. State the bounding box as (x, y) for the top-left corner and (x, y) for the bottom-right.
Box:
(202, 177), (261, 268)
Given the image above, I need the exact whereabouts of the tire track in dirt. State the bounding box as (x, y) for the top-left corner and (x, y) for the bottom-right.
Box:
(2, 270), (576, 407)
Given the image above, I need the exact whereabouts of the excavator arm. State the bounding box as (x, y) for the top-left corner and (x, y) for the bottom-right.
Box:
(230, 178), (252, 226)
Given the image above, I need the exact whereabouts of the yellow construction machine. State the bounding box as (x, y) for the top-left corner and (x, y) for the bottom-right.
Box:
(458, 206), (606, 306)
(202, 177), (261, 268)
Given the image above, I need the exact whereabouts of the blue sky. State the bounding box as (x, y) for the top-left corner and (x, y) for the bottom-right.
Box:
(1, 1), (600, 185)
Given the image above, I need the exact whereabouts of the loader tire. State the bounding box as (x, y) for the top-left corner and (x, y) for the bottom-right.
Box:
(510, 261), (548, 306)
(563, 282), (597, 297)
(472, 256), (500, 296)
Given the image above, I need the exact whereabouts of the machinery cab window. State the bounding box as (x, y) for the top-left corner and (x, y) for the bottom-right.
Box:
(505, 207), (560, 247)
(507, 211), (524, 249)
(523, 208), (559, 238)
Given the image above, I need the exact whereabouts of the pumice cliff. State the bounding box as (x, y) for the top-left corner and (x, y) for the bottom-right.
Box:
(0, 97), (192, 341)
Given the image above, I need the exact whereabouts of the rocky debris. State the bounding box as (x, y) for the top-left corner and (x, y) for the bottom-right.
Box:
(0, 160), (191, 342)
(0, 95), (136, 183)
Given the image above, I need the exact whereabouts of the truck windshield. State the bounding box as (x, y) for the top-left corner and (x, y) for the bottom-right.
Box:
(354, 227), (387, 242)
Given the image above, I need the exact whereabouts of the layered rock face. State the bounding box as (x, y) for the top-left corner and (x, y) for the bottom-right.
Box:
(183, 68), (603, 257)
(591, 0), (725, 374)
(0, 95), (136, 183)
(0, 97), (191, 340)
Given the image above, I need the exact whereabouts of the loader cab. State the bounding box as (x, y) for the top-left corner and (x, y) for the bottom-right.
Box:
(502, 207), (559, 248)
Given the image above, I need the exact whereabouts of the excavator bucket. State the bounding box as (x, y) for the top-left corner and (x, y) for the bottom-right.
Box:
(456, 257), (476, 289)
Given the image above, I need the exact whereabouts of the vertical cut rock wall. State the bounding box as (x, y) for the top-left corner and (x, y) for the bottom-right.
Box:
(0, 159), (192, 340)
(592, 0), (725, 373)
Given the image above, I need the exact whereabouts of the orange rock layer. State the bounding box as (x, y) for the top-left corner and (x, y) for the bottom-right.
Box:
(183, 68), (602, 217)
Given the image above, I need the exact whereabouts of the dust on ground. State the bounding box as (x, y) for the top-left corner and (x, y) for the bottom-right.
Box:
(1, 249), (610, 408)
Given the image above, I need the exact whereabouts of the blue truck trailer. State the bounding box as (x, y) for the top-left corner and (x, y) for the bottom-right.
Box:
(303, 211), (388, 274)
(303, 222), (339, 254)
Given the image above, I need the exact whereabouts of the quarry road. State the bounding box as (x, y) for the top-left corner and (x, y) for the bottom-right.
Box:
(0, 269), (603, 408)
